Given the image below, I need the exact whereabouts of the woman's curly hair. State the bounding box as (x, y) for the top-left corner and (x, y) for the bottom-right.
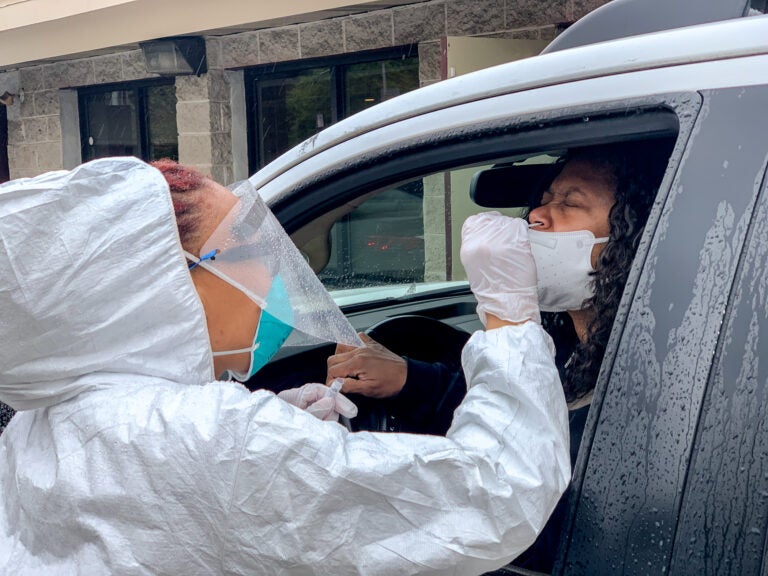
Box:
(545, 139), (674, 402)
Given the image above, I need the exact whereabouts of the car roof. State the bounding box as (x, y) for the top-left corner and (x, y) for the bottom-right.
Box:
(250, 14), (768, 192)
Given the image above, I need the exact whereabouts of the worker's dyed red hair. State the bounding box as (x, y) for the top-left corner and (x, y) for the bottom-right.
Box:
(151, 158), (205, 193)
(150, 159), (207, 251)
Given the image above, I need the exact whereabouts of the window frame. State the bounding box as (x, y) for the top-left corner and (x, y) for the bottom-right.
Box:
(78, 78), (177, 163)
(244, 45), (419, 172)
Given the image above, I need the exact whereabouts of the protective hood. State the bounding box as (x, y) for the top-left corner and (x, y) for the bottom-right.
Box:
(0, 158), (212, 411)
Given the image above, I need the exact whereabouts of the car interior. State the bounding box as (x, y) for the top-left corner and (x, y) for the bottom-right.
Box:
(244, 105), (682, 441)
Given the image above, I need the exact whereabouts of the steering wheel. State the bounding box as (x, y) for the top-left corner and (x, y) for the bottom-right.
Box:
(345, 315), (471, 435)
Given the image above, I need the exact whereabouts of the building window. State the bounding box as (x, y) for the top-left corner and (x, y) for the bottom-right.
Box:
(246, 47), (419, 171)
(79, 80), (178, 163)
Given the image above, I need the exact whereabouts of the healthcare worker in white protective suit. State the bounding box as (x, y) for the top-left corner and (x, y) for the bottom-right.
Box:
(0, 157), (569, 576)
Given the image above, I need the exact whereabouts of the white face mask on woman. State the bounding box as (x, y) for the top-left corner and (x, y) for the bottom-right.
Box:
(528, 228), (609, 312)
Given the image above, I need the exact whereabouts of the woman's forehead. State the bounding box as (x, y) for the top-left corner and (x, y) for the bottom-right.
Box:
(550, 158), (617, 200)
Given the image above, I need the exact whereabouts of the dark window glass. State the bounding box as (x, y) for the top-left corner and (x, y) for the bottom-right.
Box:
(80, 81), (177, 162)
(247, 47), (418, 171)
(81, 89), (139, 160)
(258, 67), (332, 167)
(145, 84), (179, 161)
(345, 58), (419, 116)
(319, 181), (425, 289)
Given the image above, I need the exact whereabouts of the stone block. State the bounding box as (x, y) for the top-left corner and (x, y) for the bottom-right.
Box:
(122, 50), (155, 81)
(47, 116), (62, 141)
(211, 102), (232, 134)
(221, 103), (232, 135)
(423, 232), (448, 282)
(43, 59), (94, 89)
(569, 0), (609, 20)
(34, 90), (59, 116)
(259, 27), (300, 63)
(394, 2), (446, 45)
(208, 70), (230, 103)
(422, 192), (447, 236)
(93, 54), (124, 84)
(35, 141), (63, 172)
(447, 0), (505, 35)
(7, 120), (23, 144)
(423, 171), (447, 197)
(344, 12), (393, 52)
(22, 117), (49, 143)
(177, 101), (212, 134)
(209, 102), (222, 133)
(418, 41), (443, 85)
(9, 167), (39, 179)
(506, 0), (567, 28)
(205, 37), (223, 70)
(178, 133), (212, 165)
(300, 19), (344, 58)
(19, 66), (44, 92)
(9, 144), (37, 170)
(211, 132), (231, 165)
(18, 93), (36, 119)
(176, 75), (209, 102)
(210, 164), (229, 185)
(191, 163), (214, 178)
(220, 31), (260, 69)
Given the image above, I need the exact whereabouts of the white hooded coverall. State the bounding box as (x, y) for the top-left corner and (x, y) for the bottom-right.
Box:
(0, 158), (570, 575)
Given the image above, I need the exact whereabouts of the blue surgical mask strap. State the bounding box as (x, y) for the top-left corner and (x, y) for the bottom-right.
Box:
(188, 249), (219, 270)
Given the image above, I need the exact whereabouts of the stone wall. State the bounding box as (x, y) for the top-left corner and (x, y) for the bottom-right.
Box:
(176, 69), (234, 184)
(217, 0), (607, 88)
(6, 50), (160, 178)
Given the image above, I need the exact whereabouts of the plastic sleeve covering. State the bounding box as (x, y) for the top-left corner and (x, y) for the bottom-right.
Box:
(222, 322), (570, 575)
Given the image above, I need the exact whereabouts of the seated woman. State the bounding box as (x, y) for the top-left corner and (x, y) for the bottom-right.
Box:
(327, 138), (673, 571)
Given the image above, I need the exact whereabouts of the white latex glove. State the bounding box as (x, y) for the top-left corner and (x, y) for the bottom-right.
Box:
(278, 383), (359, 422)
(460, 212), (541, 326)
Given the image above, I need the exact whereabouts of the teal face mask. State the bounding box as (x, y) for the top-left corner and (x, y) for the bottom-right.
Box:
(213, 275), (294, 381)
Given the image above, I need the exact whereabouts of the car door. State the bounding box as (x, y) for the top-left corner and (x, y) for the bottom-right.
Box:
(559, 84), (768, 575)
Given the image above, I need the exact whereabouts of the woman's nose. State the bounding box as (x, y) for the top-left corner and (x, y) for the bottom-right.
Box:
(527, 204), (551, 230)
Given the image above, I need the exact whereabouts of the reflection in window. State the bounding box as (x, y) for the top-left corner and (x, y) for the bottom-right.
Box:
(304, 166), (531, 293)
(345, 58), (419, 116)
(80, 81), (178, 162)
(319, 182), (425, 289)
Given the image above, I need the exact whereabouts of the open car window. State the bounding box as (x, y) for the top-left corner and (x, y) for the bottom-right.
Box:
(293, 165), (529, 307)
(287, 102), (687, 318)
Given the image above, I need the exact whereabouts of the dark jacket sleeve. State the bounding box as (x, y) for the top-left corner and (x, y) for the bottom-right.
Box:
(388, 358), (467, 435)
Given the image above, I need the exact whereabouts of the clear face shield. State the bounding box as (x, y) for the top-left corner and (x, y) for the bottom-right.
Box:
(185, 181), (363, 378)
